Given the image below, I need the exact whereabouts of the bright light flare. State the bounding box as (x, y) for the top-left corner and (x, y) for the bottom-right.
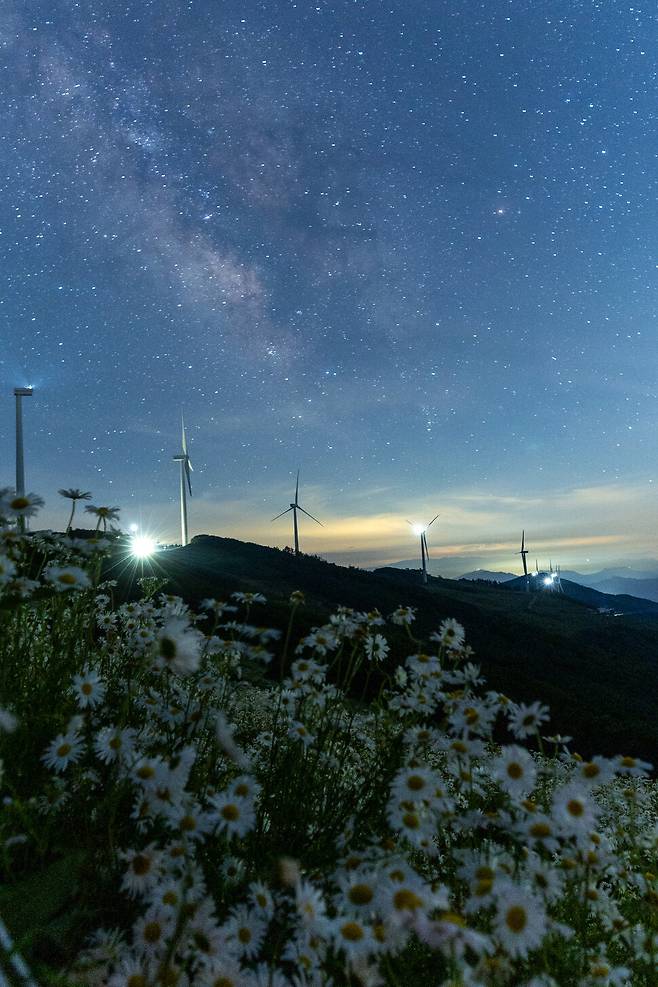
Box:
(131, 535), (157, 559)
(411, 524), (426, 537)
(543, 576), (553, 587)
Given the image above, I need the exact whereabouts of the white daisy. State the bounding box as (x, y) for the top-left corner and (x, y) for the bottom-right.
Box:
(0, 555), (17, 584)
(494, 883), (546, 959)
(42, 730), (84, 773)
(210, 791), (256, 839)
(295, 879), (330, 935)
(492, 745), (537, 798)
(120, 844), (162, 898)
(390, 606), (416, 626)
(0, 707), (17, 732)
(431, 617), (466, 649)
(224, 904), (267, 960)
(288, 721), (315, 748)
(132, 907), (174, 959)
(72, 668), (107, 709)
(552, 783), (598, 837)
(153, 616), (204, 675)
(507, 701), (550, 739)
(364, 633), (389, 663)
(94, 726), (137, 765)
(572, 756), (615, 788)
(4, 492), (44, 517)
(330, 915), (376, 961)
(45, 565), (91, 592)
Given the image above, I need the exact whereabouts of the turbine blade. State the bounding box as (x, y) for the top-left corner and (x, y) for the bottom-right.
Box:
(185, 461), (193, 496)
(271, 507), (294, 522)
(295, 470), (299, 505)
(181, 414), (187, 455)
(427, 514), (440, 528)
(298, 506), (323, 526)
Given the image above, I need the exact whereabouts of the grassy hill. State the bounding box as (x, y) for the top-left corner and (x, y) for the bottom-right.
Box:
(112, 535), (658, 764)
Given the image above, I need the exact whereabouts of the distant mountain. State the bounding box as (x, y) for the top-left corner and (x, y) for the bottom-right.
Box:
(458, 569), (516, 583)
(585, 576), (658, 604)
(387, 556), (521, 579)
(505, 574), (658, 616)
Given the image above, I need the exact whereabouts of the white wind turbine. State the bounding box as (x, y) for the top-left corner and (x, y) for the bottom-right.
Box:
(272, 470), (322, 556)
(407, 514), (439, 584)
(172, 415), (193, 546)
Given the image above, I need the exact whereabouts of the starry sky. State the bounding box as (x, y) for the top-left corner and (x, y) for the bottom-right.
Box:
(1, 0), (656, 572)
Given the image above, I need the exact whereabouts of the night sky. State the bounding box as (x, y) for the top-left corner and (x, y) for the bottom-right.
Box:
(1, 1), (656, 571)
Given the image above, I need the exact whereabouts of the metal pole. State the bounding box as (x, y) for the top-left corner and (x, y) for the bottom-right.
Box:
(293, 506), (299, 556)
(14, 388), (32, 533)
(15, 393), (24, 498)
(421, 534), (427, 583)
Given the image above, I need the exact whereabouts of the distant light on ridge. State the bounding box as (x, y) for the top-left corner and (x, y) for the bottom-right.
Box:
(131, 535), (157, 558)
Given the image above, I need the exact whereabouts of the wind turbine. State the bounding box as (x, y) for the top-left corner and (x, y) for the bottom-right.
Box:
(14, 387), (33, 533)
(271, 471), (322, 556)
(555, 563), (563, 593)
(172, 415), (193, 546)
(407, 514), (439, 584)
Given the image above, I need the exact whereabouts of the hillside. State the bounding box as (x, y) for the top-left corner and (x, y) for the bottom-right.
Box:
(115, 535), (658, 763)
(504, 574), (658, 616)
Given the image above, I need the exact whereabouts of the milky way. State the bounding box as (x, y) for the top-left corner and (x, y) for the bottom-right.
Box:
(1, 1), (656, 567)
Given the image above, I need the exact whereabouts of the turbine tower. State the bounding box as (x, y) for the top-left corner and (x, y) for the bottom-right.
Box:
(14, 387), (33, 533)
(271, 471), (322, 556)
(172, 416), (193, 546)
(408, 514), (439, 584)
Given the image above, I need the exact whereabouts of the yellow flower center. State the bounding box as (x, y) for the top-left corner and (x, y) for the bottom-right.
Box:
(567, 799), (585, 817)
(393, 889), (423, 911)
(505, 905), (527, 933)
(143, 921), (162, 943)
(507, 762), (523, 779)
(132, 854), (151, 876)
(406, 774), (425, 790)
(340, 921), (365, 941)
(348, 884), (374, 905)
